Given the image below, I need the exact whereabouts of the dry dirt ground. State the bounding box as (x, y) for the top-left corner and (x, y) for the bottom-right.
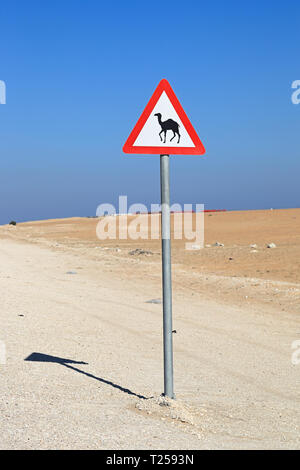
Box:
(0, 209), (300, 449)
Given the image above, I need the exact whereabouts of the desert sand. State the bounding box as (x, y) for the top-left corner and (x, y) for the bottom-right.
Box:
(0, 209), (300, 449)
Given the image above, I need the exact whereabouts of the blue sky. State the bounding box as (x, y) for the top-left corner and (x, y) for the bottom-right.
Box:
(0, 0), (299, 224)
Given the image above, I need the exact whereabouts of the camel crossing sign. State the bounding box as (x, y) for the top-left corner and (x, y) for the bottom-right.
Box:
(123, 79), (206, 155)
(123, 79), (206, 399)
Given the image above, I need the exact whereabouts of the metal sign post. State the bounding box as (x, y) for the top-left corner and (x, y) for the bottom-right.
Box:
(123, 79), (206, 400)
(160, 154), (174, 399)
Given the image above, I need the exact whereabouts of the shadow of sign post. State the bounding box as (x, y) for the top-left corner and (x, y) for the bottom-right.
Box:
(25, 352), (146, 399)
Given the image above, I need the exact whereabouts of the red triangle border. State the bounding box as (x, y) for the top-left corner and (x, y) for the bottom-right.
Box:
(123, 79), (206, 155)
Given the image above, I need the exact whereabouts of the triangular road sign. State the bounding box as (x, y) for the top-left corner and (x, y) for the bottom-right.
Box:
(123, 79), (206, 155)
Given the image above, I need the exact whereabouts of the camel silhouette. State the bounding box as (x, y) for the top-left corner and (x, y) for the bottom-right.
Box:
(154, 113), (180, 144)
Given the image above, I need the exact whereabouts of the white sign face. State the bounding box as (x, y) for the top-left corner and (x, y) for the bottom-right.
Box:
(133, 92), (195, 148)
(123, 79), (206, 155)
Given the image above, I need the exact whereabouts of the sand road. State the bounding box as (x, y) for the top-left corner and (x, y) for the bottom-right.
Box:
(0, 218), (300, 449)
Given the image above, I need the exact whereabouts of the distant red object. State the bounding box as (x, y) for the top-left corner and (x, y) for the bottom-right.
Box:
(170, 209), (226, 214)
(203, 209), (227, 213)
(130, 209), (227, 215)
(150, 209), (227, 214)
